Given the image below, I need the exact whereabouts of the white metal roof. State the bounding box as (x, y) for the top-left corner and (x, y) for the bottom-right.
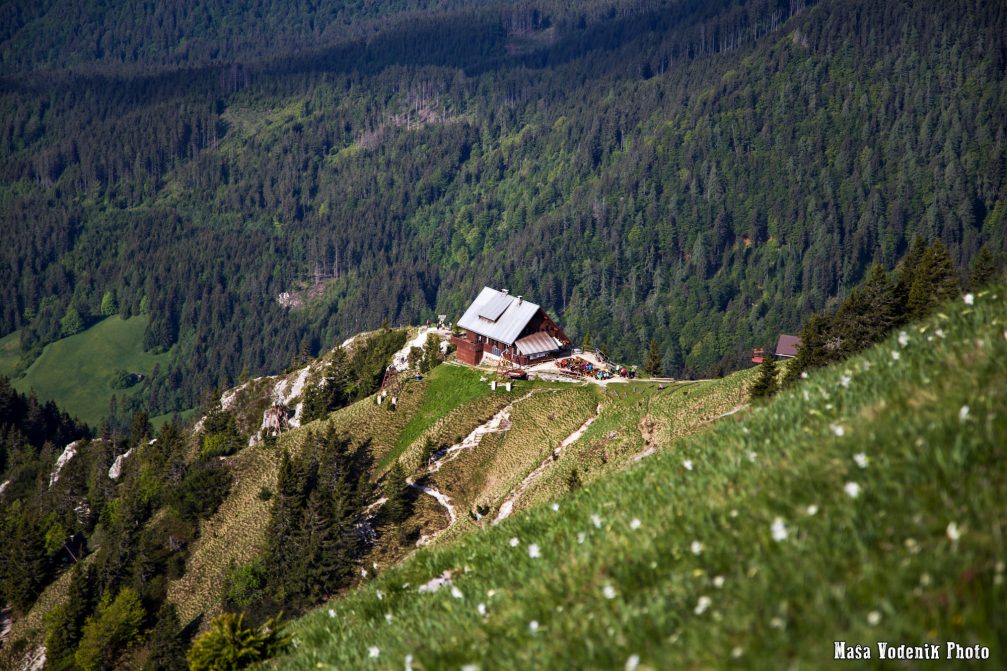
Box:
(457, 287), (541, 345)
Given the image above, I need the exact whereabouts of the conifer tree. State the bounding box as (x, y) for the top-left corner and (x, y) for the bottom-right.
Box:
(45, 563), (96, 670)
(383, 460), (411, 525)
(783, 314), (832, 386)
(749, 356), (779, 399)
(908, 241), (960, 320)
(644, 338), (663, 376)
(144, 602), (188, 671)
(969, 245), (998, 290)
(100, 290), (118, 317)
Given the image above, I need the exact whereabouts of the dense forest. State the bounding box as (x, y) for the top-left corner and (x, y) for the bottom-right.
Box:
(1, 0), (1004, 418)
(0, 330), (410, 670)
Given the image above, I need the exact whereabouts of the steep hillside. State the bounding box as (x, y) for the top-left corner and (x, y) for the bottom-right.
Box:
(268, 288), (1005, 669)
(161, 332), (751, 628)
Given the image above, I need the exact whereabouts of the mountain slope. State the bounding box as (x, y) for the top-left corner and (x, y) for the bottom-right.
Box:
(268, 288), (1005, 669)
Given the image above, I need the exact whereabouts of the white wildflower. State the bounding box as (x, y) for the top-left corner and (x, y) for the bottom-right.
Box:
(405, 654), (414, 671)
(730, 509), (739, 518)
(964, 293), (974, 306)
(551, 502), (560, 512)
(920, 573), (932, 587)
(891, 350), (900, 361)
(577, 531), (587, 544)
(694, 595), (712, 615)
(853, 453), (868, 469)
(770, 617), (785, 629)
(451, 586), (464, 600)
(629, 518), (642, 530)
(477, 603), (487, 616)
(328, 608), (336, 618)
(830, 423), (845, 437)
(528, 544), (541, 559)
(461, 665), (478, 671)
(898, 331), (909, 347)
(747, 451), (757, 462)
(375, 589), (384, 601)
(959, 405), (970, 422)
(731, 647), (744, 658)
(603, 584), (617, 600)
(771, 517), (789, 542)
(509, 537), (520, 547)
(690, 540), (704, 556)
(713, 576), (725, 588)
(867, 611), (882, 626)
(528, 620), (539, 634)
(625, 654), (641, 671)
(361, 568), (368, 577)
(805, 504), (819, 516)
(591, 514), (603, 529)
(946, 522), (962, 542)
(385, 613), (393, 624)
(800, 371), (809, 379)
(683, 459), (694, 471)
(369, 646), (380, 658)
(844, 482), (861, 498)
(839, 375), (851, 388)
(935, 328), (945, 339)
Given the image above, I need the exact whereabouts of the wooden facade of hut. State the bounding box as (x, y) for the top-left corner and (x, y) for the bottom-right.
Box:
(451, 287), (570, 367)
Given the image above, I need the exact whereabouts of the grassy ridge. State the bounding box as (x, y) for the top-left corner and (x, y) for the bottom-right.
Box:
(383, 364), (495, 469)
(269, 289), (1005, 670)
(12, 316), (170, 426)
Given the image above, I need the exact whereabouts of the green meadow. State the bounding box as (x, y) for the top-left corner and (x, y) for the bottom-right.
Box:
(267, 288), (1005, 670)
(13, 316), (171, 426)
(0, 328), (21, 377)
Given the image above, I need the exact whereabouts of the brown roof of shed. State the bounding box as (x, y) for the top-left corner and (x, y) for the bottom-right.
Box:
(515, 331), (562, 356)
(775, 334), (801, 358)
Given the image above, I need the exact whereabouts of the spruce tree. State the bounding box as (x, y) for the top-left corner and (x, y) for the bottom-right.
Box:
(144, 602), (188, 671)
(45, 563), (96, 671)
(383, 460), (411, 525)
(969, 245), (998, 290)
(644, 338), (663, 377)
(908, 241), (960, 320)
(749, 356), (779, 399)
(783, 314), (832, 385)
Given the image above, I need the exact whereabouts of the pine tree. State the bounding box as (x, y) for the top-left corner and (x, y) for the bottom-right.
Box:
(783, 314), (832, 385)
(969, 245), (998, 290)
(908, 241), (960, 320)
(144, 602), (188, 671)
(383, 460), (411, 525)
(3, 512), (48, 614)
(894, 236), (928, 321)
(832, 265), (899, 355)
(749, 356), (779, 399)
(45, 563), (96, 671)
(644, 338), (663, 377)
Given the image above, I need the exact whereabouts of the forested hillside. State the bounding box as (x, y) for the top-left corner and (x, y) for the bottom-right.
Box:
(1, 0), (1004, 418)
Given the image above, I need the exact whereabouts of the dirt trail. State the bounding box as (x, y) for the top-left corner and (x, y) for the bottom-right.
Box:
(493, 403), (602, 524)
(410, 390), (552, 545)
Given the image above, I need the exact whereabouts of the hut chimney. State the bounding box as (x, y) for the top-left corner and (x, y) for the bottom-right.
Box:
(517, 295), (523, 304)
(502, 288), (509, 295)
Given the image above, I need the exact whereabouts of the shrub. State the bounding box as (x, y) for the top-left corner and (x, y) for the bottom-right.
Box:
(186, 612), (290, 671)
